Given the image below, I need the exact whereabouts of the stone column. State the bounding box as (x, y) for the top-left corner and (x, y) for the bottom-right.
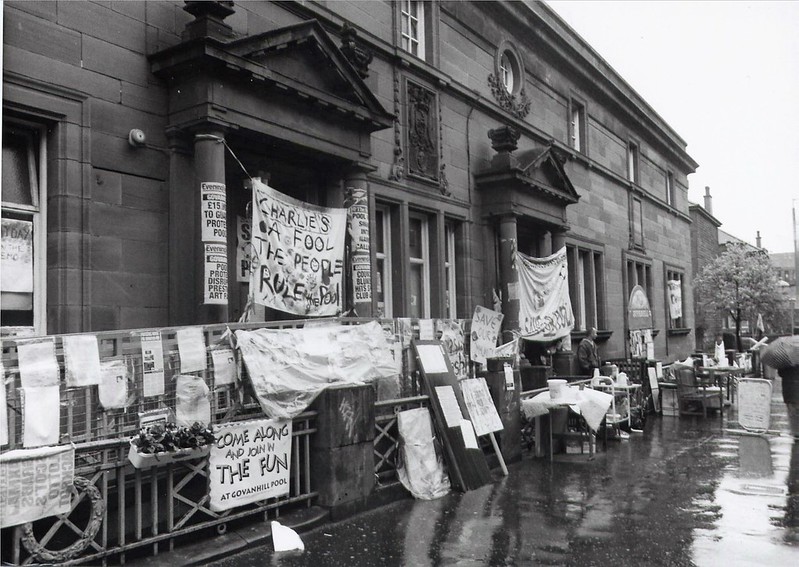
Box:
(344, 167), (373, 317)
(498, 214), (519, 343)
(194, 128), (228, 324)
(551, 229), (567, 254)
(538, 231), (552, 257)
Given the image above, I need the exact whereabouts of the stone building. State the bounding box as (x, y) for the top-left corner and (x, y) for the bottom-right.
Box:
(2, 0), (699, 363)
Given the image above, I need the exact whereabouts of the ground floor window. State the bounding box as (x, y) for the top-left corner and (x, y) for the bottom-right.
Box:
(444, 221), (457, 318)
(567, 244), (605, 331)
(408, 211), (430, 318)
(2, 120), (46, 336)
(375, 205), (393, 318)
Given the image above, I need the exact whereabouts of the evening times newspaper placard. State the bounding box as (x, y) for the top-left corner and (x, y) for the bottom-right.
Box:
(249, 180), (346, 316)
(209, 419), (292, 511)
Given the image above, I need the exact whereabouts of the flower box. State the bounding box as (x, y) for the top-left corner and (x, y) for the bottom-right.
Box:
(128, 440), (210, 470)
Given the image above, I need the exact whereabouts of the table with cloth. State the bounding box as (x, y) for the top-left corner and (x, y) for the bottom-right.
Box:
(521, 386), (613, 457)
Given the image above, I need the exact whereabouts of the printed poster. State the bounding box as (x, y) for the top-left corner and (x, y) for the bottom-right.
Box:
(200, 182), (227, 243)
(63, 334), (102, 388)
(460, 378), (504, 436)
(347, 187), (372, 305)
(175, 374), (211, 427)
(139, 331), (165, 397)
(236, 215), (251, 283)
(1, 218), (33, 293)
(21, 386), (60, 448)
(98, 359), (128, 410)
(249, 179), (346, 316)
(516, 248), (575, 341)
(469, 306), (504, 365)
(204, 243), (228, 305)
(212, 348), (238, 386)
(16, 337), (59, 388)
(0, 445), (75, 528)
(209, 419), (292, 511)
(177, 327), (207, 373)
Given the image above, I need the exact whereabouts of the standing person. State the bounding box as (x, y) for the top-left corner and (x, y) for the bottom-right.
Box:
(577, 327), (600, 375)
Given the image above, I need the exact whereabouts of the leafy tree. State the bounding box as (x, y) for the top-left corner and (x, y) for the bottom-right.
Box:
(693, 243), (786, 350)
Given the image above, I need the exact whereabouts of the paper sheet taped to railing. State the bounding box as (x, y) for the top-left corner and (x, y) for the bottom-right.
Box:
(249, 179), (346, 316)
(0, 445), (75, 528)
(517, 248), (574, 341)
(209, 419), (292, 512)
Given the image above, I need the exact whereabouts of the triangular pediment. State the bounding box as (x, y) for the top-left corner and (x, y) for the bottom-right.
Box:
(226, 20), (389, 121)
(515, 145), (580, 204)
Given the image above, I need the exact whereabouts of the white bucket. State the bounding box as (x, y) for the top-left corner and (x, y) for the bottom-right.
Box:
(548, 379), (568, 399)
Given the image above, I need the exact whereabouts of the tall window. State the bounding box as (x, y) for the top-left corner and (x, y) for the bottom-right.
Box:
(567, 245), (605, 331)
(665, 268), (685, 329)
(400, 0), (425, 59)
(408, 212), (430, 318)
(2, 121), (46, 337)
(666, 171), (675, 207)
(570, 99), (586, 153)
(625, 256), (654, 325)
(444, 221), (457, 318)
(627, 141), (639, 183)
(375, 206), (393, 318)
(631, 196), (644, 249)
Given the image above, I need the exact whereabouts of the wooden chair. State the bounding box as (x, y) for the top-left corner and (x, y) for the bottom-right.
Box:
(675, 366), (723, 418)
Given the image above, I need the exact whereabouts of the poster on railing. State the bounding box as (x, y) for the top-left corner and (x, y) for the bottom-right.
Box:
(209, 418), (292, 512)
(139, 331), (165, 397)
(21, 386), (60, 448)
(469, 306), (504, 365)
(99, 359), (129, 410)
(211, 348), (238, 386)
(177, 327), (207, 373)
(249, 179), (346, 316)
(63, 334), (102, 388)
(175, 375), (211, 427)
(516, 248), (575, 342)
(16, 337), (59, 388)
(0, 445), (75, 528)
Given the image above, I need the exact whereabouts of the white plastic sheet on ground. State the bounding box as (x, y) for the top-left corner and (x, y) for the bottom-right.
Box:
(396, 407), (451, 500)
(234, 321), (399, 419)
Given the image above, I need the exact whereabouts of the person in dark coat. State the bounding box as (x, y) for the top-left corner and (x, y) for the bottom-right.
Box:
(577, 327), (599, 375)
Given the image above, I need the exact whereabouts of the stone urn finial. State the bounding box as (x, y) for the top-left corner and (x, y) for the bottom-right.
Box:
(487, 126), (520, 169)
(183, 1), (235, 41)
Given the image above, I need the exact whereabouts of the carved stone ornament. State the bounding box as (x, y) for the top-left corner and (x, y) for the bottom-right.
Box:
(339, 22), (373, 79)
(487, 73), (531, 120)
(407, 81), (439, 182)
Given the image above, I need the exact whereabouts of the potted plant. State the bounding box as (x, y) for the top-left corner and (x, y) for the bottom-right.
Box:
(128, 422), (215, 469)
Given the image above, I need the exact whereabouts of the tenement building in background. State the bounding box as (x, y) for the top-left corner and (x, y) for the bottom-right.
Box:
(1, 0), (699, 363)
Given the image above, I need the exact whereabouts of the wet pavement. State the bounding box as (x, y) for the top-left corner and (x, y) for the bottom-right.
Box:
(212, 378), (798, 566)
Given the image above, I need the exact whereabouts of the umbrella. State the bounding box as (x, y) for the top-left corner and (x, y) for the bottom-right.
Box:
(761, 335), (799, 370)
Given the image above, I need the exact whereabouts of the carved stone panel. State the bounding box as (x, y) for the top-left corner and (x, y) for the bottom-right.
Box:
(406, 81), (439, 182)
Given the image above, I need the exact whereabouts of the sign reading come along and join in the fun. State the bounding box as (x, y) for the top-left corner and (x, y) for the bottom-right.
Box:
(249, 180), (347, 316)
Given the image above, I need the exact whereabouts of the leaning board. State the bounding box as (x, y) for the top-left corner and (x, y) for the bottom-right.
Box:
(737, 378), (772, 433)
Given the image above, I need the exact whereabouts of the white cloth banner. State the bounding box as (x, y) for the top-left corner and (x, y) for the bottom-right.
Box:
(0, 445), (75, 528)
(209, 419), (292, 511)
(249, 180), (347, 316)
(516, 248), (574, 341)
(667, 280), (683, 320)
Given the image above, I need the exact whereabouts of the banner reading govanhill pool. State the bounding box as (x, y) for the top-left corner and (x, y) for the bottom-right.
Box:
(517, 248), (574, 341)
(209, 419), (292, 512)
(249, 180), (346, 316)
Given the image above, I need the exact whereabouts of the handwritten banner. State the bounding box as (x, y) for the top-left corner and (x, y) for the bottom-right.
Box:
(249, 180), (346, 316)
(209, 419), (292, 511)
(0, 445), (75, 528)
(469, 306), (504, 365)
(517, 248), (575, 341)
(1, 218), (33, 293)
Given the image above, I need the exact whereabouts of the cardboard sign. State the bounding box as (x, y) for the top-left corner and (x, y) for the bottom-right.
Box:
(0, 445), (75, 528)
(469, 306), (504, 365)
(249, 180), (346, 316)
(737, 378), (772, 432)
(460, 378), (504, 436)
(200, 182), (227, 243)
(209, 419), (292, 511)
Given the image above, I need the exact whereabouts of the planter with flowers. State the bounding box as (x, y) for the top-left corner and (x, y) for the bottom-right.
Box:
(128, 422), (215, 469)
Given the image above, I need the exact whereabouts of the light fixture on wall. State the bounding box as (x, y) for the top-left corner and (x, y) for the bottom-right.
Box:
(128, 129), (147, 148)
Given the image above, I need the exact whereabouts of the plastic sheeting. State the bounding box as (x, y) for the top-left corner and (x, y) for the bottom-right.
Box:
(396, 407), (451, 500)
(235, 321), (400, 419)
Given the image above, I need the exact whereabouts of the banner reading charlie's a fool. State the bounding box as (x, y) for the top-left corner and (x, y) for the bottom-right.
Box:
(517, 247), (574, 341)
(249, 180), (346, 316)
(209, 419), (292, 512)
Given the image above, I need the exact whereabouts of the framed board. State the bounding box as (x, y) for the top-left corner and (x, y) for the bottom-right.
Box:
(460, 378), (503, 437)
(737, 378), (772, 433)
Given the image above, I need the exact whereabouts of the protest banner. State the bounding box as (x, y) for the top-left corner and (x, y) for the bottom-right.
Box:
(63, 334), (102, 388)
(209, 418), (292, 511)
(469, 306), (504, 365)
(1, 218), (33, 294)
(204, 243), (228, 305)
(517, 248), (575, 341)
(236, 215), (251, 283)
(200, 182), (227, 243)
(139, 331), (165, 397)
(249, 180), (346, 316)
(0, 445), (75, 528)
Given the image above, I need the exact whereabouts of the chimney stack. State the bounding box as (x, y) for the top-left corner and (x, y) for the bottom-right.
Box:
(756, 230), (762, 249)
(703, 186), (713, 215)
